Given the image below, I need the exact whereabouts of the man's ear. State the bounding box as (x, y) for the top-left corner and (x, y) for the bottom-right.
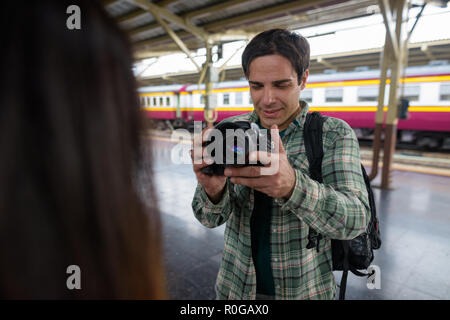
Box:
(300, 69), (309, 90)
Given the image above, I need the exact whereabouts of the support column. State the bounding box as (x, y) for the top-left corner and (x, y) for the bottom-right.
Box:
(380, 0), (408, 189)
(203, 43), (218, 126)
(370, 32), (391, 181)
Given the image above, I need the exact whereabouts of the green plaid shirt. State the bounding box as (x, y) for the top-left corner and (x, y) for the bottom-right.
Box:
(191, 102), (370, 300)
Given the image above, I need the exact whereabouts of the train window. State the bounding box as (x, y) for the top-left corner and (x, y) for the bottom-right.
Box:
(201, 95), (206, 105)
(153, 97), (157, 106)
(146, 97), (150, 106)
(166, 96), (170, 106)
(249, 94), (253, 105)
(325, 88), (343, 102)
(439, 83), (450, 101)
(402, 84), (420, 101)
(159, 97), (164, 106)
(235, 92), (243, 105)
(301, 89), (313, 103)
(358, 86), (378, 102)
(223, 93), (230, 105)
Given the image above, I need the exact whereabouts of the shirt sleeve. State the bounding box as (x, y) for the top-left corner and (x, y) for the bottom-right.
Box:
(278, 119), (371, 240)
(191, 179), (235, 228)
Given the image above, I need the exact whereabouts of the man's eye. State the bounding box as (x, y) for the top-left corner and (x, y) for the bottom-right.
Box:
(251, 85), (262, 90)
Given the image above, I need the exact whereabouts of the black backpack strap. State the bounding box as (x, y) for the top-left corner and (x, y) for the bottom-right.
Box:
(305, 112), (349, 301)
(339, 241), (350, 300)
(303, 112), (325, 183)
(304, 112), (326, 252)
(360, 164), (382, 250)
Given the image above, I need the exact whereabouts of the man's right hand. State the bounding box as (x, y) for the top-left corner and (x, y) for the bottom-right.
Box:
(190, 127), (227, 204)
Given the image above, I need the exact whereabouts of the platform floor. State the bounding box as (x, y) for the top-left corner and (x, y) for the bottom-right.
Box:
(149, 138), (450, 300)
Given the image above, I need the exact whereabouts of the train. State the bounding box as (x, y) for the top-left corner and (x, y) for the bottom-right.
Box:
(138, 64), (450, 149)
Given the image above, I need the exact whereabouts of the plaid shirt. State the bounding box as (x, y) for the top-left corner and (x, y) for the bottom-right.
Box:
(191, 102), (370, 300)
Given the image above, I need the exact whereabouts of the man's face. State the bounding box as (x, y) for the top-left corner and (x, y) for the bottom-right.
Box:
(248, 54), (308, 130)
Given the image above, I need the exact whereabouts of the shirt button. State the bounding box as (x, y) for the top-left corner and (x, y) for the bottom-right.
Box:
(273, 228), (276, 232)
(276, 285), (281, 289)
(274, 258), (278, 262)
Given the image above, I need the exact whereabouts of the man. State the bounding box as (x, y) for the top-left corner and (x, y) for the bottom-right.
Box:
(191, 29), (370, 300)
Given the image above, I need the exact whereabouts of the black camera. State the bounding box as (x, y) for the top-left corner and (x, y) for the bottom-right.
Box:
(200, 121), (272, 176)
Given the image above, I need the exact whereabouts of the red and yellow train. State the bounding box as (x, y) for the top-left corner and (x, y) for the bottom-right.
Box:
(139, 64), (450, 148)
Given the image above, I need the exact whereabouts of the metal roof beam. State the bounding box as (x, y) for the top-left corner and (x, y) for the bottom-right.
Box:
(134, 49), (183, 60)
(205, 0), (331, 31)
(218, 41), (247, 73)
(103, 0), (117, 6)
(117, 8), (147, 24)
(184, 0), (249, 20)
(316, 57), (338, 70)
(128, 0), (252, 38)
(132, 0), (332, 49)
(116, 0), (179, 24)
(379, 0), (399, 59)
(124, 0), (203, 71)
(125, 0), (209, 41)
(136, 58), (159, 79)
(145, 7), (201, 71)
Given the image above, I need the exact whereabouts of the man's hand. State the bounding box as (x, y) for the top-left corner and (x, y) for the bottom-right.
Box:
(190, 126), (227, 204)
(224, 124), (296, 199)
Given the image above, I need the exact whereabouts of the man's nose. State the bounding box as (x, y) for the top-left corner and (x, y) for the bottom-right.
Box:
(262, 88), (276, 106)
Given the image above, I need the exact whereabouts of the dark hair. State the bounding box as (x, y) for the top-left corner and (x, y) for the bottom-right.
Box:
(242, 28), (310, 84)
(0, 1), (166, 299)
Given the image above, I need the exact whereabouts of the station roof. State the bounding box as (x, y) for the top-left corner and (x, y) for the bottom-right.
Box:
(104, 0), (381, 58)
(103, 0), (450, 86)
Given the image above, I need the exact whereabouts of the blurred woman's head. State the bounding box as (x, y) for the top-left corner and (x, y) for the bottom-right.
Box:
(0, 0), (165, 299)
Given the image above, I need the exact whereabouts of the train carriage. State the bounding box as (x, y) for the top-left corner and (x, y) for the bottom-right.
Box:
(139, 64), (450, 148)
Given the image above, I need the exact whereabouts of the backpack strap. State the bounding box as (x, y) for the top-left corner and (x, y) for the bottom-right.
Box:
(303, 112), (326, 183)
(304, 112), (326, 251)
(360, 164), (382, 250)
(304, 112), (349, 301)
(339, 241), (350, 300)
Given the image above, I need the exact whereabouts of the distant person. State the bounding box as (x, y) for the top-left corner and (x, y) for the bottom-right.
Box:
(0, 0), (166, 299)
(191, 29), (370, 300)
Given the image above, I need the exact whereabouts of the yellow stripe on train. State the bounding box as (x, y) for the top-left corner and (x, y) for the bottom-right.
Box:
(140, 75), (450, 96)
(142, 106), (450, 112)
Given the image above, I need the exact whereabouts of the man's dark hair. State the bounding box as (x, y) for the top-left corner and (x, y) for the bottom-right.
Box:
(242, 28), (310, 84)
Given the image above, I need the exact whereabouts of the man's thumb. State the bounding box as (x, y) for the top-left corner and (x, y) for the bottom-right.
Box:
(270, 124), (285, 154)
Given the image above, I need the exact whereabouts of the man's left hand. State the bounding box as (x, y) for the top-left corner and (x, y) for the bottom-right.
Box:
(224, 124), (296, 199)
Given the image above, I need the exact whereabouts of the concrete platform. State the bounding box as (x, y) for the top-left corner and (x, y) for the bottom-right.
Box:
(149, 138), (450, 300)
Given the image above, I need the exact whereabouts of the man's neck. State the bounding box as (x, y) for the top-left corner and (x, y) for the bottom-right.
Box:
(276, 106), (301, 131)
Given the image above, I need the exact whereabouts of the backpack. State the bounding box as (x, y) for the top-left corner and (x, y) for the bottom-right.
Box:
(303, 111), (382, 300)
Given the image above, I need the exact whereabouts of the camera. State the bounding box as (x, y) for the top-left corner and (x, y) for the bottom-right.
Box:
(201, 121), (272, 176)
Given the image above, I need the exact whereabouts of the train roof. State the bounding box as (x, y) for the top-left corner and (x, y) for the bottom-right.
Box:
(307, 64), (450, 83)
(137, 84), (186, 93)
(138, 64), (450, 92)
(184, 81), (248, 92)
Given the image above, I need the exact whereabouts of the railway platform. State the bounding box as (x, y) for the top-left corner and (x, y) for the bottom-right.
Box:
(150, 137), (450, 300)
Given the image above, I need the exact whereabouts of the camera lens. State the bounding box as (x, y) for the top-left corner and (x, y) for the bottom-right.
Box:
(224, 131), (247, 165)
